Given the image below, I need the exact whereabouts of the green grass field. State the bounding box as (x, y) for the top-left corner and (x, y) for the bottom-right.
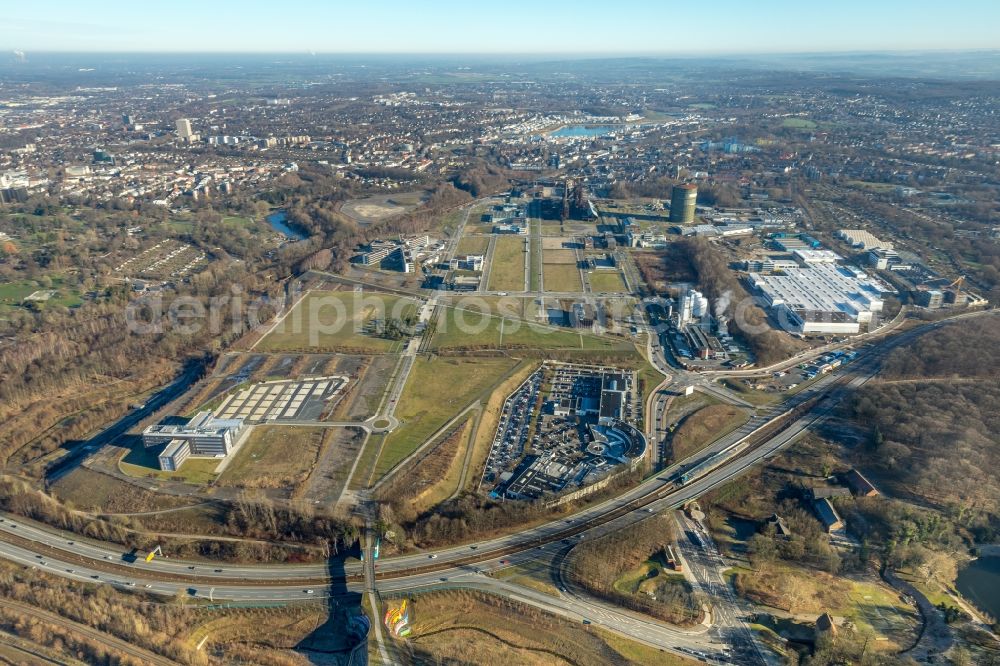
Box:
(543, 263), (583, 292)
(782, 117), (817, 129)
(221, 215), (257, 228)
(119, 445), (221, 485)
(0, 277), (83, 312)
(371, 357), (520, 481)
(487, 236), (526, 291)
(588, 270), (627, 293)
(256, 291), (417, 353)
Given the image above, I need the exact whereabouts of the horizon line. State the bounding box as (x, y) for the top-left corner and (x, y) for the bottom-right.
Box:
(4, 47), (1000, 57)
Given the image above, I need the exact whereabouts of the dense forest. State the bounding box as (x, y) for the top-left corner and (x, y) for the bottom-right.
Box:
(851, 315), (1000, 543)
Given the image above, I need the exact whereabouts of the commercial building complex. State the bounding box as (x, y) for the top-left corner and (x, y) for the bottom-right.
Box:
(356, 234), (431, 272)
(142, 411), (249, 471)
(836, 229), (893, 250)
(747, 263), (887, 334)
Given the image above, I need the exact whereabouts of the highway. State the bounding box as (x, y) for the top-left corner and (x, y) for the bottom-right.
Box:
(0, 309), (993, 663)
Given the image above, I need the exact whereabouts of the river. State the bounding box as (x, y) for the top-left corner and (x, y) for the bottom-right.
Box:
(956, 556), (1000, 619)
(265, 209), (309, 240)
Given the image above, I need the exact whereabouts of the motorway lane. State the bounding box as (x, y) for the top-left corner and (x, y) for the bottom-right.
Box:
(0, 352), (863, 587)
(0, 316), (983, 602)
(0, 346), (872, 588)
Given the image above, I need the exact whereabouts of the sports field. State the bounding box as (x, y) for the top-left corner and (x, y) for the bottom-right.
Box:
(256, 291), (417, 353)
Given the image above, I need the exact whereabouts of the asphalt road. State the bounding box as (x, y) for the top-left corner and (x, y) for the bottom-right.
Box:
(0, 310), (993, 663)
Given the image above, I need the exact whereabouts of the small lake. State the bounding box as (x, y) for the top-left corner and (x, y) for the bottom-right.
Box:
(956, 556), (1000, 619)
(265, 210), (308, 240)
(550, 125), (620, 138)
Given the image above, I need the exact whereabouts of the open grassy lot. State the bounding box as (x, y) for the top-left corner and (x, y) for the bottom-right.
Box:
(613, 556), (688, 596)
(669, 403), (751, 461)
(398, 590), (698, 666)
(430, 304), (634, 353)
(529, 225), (542, 292)
(488, 236), (526, 291)
(0, 276), (83, 313)
(543, 249), (578, 264)
(216, 426), (323, 491)
(256, 290), (416, 353)
(378, 415), (474, 513)
(782, 117), (817, 129)
(543, 262), (584, 292)
(492, 559), (562, 597)
(734, 565), (920, 651)
(456, 234), (490, 255)
(372, 357), (520, 481)
(588, 270), (628, 293)
(50, 467), (197, 513)
(119, 444), (221, 485)
(220, 215), (257, 228)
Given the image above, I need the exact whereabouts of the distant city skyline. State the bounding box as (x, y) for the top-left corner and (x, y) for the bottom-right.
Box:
(3, 0), (1000, 54)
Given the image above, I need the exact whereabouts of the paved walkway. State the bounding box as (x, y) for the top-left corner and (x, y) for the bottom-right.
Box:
(883, 569), (954, 660)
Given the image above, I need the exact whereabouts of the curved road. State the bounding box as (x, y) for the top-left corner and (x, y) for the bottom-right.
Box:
(0, 309), (993, 662)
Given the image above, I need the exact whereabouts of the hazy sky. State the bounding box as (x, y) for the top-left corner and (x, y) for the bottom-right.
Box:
(3, 0), (999, 54)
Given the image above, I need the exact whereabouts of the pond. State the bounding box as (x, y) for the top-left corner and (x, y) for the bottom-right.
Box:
(956, 556), (1000, 619)
(265, 210), (308, 240)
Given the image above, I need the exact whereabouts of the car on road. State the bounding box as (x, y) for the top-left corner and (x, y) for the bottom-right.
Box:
(582, 619), (591, 625)
(304, 589), (315, 594)
(144, 584), (152, 588)
(428, 554), (437, 559)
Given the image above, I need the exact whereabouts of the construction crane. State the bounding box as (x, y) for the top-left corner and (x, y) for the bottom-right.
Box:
(945, 276), (965, 290)
(144, 545), (163, 562)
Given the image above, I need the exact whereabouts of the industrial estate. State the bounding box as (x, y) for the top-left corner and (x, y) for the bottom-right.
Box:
(0, 32), (998, 666)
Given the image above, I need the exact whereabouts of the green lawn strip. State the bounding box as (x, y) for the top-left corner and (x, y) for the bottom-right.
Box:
(371, 357), (522, 481)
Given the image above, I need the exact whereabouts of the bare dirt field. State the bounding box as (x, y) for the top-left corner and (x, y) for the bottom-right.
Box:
(340, 191), (427, 224)
(541, 237), (578, 250)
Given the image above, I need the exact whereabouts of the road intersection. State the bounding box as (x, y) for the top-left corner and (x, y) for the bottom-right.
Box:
(1, 303), (993, 663)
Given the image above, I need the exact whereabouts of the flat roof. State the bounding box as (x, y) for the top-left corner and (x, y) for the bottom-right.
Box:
(749, 263), (886, 319)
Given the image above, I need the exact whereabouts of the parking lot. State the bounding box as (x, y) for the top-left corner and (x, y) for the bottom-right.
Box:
(482, 362), (643, 500)
(215, 376), (348, 423)
(481, 368), (543, 488)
